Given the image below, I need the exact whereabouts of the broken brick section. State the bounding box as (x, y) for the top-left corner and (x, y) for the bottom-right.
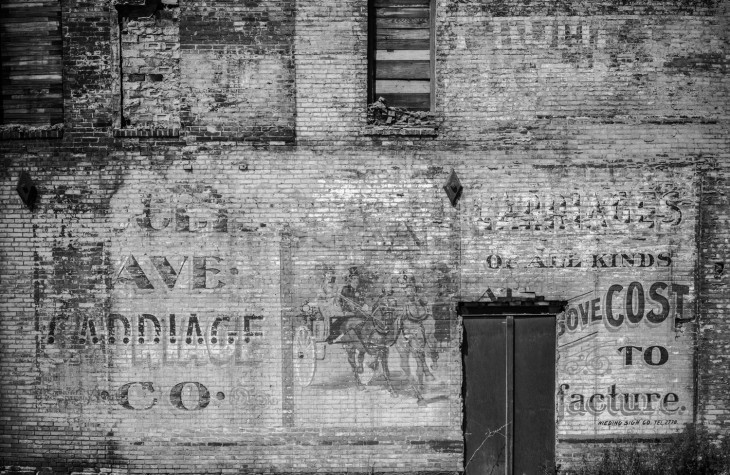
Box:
(119, 0), (181, 129)
(368, 97), (438, 128)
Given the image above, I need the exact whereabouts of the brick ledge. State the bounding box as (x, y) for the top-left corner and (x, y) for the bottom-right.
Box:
(113, 128), (180, 138)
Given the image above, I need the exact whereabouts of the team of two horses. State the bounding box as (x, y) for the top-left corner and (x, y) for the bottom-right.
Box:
(336, 294), (436, 403)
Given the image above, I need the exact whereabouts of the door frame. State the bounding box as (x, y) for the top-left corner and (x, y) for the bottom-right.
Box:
(459, 300), (566, 475)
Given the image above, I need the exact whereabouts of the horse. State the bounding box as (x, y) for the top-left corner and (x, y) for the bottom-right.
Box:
(336, 298), (401, 396)
(396, 299), (436, 405)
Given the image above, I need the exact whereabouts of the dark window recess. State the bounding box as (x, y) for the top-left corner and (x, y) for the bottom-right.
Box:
(368, 0), (434, 112)
(0, 0), (63, 126)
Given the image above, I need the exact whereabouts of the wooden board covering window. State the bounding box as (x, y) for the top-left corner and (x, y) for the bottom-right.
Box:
(0, 0), (63, 125)
(371, 0), (432, 110)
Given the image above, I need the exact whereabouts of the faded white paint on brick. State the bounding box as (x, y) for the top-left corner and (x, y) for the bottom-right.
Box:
(1, 0), (729, 473)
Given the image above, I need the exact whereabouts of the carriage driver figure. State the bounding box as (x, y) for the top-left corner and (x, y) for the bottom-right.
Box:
(321, 266), (369, 344)
(339, 266), (369, 315)
(306, 264), (339, 340)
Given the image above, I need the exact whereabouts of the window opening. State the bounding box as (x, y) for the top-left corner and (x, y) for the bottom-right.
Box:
(367, 0), (435, 127)
(0, 0), (63, 127)
(115, 0), (180, 132)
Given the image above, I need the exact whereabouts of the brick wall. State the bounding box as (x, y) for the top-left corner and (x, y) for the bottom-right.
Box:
(1, 0), (729, 473)
(119, 2), (180, 129)
(697, 159), (730, 435)
(179, 0), (296, 143)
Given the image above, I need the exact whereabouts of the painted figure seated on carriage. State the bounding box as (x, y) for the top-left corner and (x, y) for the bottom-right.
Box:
(294, 267), (391, 386)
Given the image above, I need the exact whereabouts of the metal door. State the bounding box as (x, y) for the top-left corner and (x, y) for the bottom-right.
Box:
(463, 315), (556, 475)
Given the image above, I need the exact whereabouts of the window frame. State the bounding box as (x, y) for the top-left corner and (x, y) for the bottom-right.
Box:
(367, 0), (435, 112)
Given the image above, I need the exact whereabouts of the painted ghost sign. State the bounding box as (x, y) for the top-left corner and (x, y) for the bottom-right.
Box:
(458, 165), (699, 438)
(556, 279), (694, 436)
(286, 234), (458, 429)
(44, 176), (284, 431)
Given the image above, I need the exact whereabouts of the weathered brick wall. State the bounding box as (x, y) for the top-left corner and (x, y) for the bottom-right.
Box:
(63, 0), (115, 137)
(119, 3), (180, 129)
(179, 0), (296, 143)
(294, 0), (367, 143)
(1, 0), (729, 474)
(697, 159), (730, 435)
(0, 149), (464, 473)
(436, 3), (729, 135)
(455, 156), (700, 467)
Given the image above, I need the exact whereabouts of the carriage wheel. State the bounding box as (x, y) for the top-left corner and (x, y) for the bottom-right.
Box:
(293, 326), (316, 387)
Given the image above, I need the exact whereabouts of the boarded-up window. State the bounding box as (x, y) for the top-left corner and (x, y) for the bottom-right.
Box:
(0, 0), (63, 126)
(369, 0), (434, 111)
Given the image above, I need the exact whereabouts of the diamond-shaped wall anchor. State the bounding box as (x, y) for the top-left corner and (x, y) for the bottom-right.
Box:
(443, 169), (463, 207)
(16, 171), (38, 210)
(715, 262), (725, 278)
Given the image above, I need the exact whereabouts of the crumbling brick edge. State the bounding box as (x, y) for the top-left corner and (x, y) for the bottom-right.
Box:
(366, 97), (439, 136)
(112, 128), (180, 138)
(0, 124), (64, 140)
(364, 125), (439, 136)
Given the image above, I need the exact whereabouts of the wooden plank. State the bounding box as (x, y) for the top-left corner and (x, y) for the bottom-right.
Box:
(376, 49), (430, 61)
(1, 14), (61, 22)
(0, 2), (60, 7)
(1, 45), (63, 54)
(375, 93), (430, 110)
(1, 20), (60, 28)
(0, 3), (60, 7)
(1, 2), (60, 6)
(2, 105), (63, 113)
(2, 58), (63, 66)
(0, 0), (61, 123)
(2, 40), (63, 48)
(374, 0), (428, 6)
(4, 65), (62, 74)
(2, 107), (63, 114)
(376, 7), (429, 18)
(1, 25), (60, 34)
(0, 8), (61, 17)
(377, 17), (429, 29)
(2, 104), (63, 110)
(377, 27), (429, 41)
(3, 60), (63, 69)
(1, 19), (60, 27)
(2, 73), (62, 81)
(1, 24), (61, 35)
(2, 87), (62, 95)
(1, 96), (62, 105)
(375, 79), (430, 94)
(2, 93), (62, 101)
(0, 46), (63, 53)
(3, 110), (63, 117)
(377, 37), (430, 50)
(376, 60), (429, 79)
(3, 74), (62, 81)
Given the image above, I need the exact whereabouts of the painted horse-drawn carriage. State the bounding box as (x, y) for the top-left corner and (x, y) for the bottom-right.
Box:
(293, 281), (437, 402)
(293, 293), (400, 390)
